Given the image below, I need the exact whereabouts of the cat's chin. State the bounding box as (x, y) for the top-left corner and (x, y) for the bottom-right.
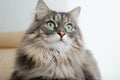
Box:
(43, 34), (72, 52)
(43, 40), (69, 52)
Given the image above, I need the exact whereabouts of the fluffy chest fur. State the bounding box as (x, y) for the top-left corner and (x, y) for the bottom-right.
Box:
(21, 41), (85, 80)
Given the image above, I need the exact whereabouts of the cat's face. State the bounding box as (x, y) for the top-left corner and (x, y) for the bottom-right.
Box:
(25, 0), (81, 51)
(36, 12), (78, 51)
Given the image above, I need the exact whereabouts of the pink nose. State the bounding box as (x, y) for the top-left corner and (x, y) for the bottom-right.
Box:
(58, 31), (65, 37)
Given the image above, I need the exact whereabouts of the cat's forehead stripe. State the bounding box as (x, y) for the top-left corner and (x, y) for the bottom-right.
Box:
(49, 15), (54, 21)
(55, 14), (61, 21)
(62, 14), (69, 22)
(51, 13), (69, 23)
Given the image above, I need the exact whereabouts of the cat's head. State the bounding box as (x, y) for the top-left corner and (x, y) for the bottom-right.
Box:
(25, 0), (82, 51)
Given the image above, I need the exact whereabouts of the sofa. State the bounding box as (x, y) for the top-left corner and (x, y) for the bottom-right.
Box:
(0, 32), (23, 80)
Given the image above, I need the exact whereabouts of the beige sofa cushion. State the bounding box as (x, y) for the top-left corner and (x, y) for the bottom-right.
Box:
(0, 49), (16, 80)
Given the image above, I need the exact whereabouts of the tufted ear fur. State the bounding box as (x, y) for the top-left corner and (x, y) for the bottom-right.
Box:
(36, 0), (50, 20)
(68, 7), (81, 21)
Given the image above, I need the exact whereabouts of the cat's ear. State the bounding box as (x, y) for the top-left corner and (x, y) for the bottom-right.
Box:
(68, 7), (81, 21)
(36, 0), (50, 20)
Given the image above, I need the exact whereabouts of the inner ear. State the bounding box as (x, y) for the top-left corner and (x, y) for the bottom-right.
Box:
(36, 0), (51, 20)
(68, 7), (81, 21)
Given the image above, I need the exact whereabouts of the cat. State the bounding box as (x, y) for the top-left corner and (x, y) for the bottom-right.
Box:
(10, 0), (101, 80)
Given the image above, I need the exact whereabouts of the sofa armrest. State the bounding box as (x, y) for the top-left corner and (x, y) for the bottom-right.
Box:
(0, 32), (23, 48)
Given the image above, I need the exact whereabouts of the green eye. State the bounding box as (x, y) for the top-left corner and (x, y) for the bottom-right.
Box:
(65, 24), (73, 31)
(47, 21), (55, 30)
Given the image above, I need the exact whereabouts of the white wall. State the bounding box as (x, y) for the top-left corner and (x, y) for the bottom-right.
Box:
(0, 0), (120, 80)
(0, 0), (37, 32)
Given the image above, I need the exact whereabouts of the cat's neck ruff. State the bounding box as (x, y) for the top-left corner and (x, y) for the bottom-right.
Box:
(22, 42), (85, 79)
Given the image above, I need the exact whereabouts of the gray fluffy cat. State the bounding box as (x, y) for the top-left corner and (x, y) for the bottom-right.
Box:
(10, 0), (101, 80)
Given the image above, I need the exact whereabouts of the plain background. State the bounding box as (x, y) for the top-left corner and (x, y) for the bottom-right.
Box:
(0, 0), (120, 80)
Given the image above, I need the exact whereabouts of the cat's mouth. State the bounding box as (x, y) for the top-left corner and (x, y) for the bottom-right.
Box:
(59, 38), (64, 41)
(45, 34), (70, 45)
(56, 39), (65, 43)
(43, 35), (72, 51)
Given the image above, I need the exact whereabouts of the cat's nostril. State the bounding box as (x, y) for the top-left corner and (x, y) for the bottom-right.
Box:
(58, 31), (65, 38)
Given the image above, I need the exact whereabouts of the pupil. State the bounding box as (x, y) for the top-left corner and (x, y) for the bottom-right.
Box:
(49, 23), (52, 27)
(68, 25), (71, 29)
